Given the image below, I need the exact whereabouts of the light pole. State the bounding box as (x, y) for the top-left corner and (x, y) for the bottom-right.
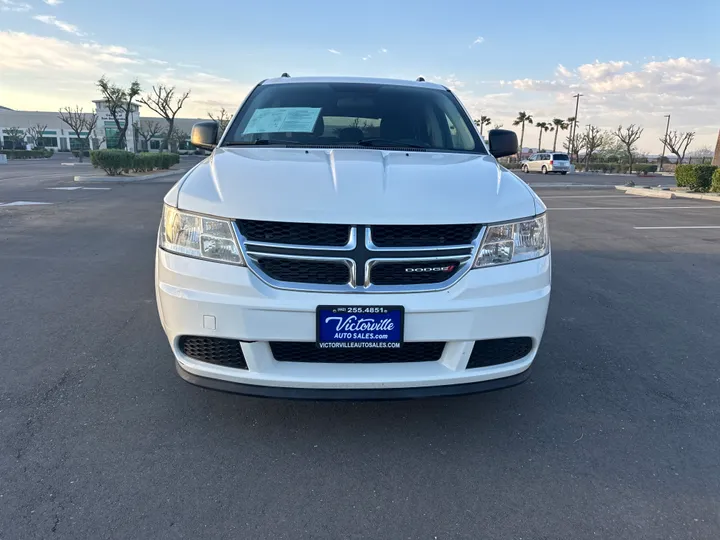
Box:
(570, 93), (582, 163)
(660, 114), (671, 172)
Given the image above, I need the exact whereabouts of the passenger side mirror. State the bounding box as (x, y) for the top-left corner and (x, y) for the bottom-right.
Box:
(190, 121), (219, 150)
(488, 129), (518, 159)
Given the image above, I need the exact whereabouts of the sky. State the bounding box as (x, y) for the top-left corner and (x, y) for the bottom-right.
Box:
(1, 0), (718, 153)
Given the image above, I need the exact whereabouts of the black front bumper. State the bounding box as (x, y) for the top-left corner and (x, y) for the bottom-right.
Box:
(175, 361), (531, 401)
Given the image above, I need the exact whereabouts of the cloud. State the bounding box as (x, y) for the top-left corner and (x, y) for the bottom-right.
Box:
(470, 36), (484, 47)
(555, 64), (572, 78)
(1, 0), (31, 11)
(430, 75), (465, 91)
(379, 48), (388, 53)
(177, 62), (199, 68)
(576, 60), (630, 81)
(328, 49), (341, 55)
(148, 58), (168, 65)
(43, 0), (62, 5)
(362, 55), (372, 61)
(33, 15), (83, 36)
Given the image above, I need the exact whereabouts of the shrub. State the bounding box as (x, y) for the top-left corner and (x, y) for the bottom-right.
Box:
(132, 153), (156, 172)
(676, 164), (718, 192)
(90, 149), (134, 176)
(712, 169), (720, 193)
(0, 149), (53, 159)
(157, 152), (180, 170)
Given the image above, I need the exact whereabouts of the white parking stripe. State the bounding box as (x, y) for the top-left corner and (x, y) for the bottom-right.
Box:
(541, 195), (642, 199)
(634, 226), (720, 230)
(48, 187), (111, 191)
(549, 206), (720, 210)
(0, 201), (53, 207)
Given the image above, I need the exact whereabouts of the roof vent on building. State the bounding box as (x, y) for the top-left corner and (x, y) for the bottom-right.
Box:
(281, 73), (291, 78)
(416, 77), (425, 82)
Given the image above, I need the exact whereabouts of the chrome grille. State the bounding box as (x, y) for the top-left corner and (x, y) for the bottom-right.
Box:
(236, 221), (483, 293)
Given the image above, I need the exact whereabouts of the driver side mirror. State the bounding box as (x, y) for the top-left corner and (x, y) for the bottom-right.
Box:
(488, 129), (518, 159)
(190, 121), (219, 151)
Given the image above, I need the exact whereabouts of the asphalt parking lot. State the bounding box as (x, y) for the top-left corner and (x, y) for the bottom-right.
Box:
(1, 162), (719, 539)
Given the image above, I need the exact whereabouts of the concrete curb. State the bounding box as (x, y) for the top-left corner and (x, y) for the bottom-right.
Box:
(74, 169), (188, 183)
(616, 185), (720, 202)
(61, 162), (92, 166)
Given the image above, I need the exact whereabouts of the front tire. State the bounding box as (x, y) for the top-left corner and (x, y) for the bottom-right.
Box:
(522, 165), (529, 173)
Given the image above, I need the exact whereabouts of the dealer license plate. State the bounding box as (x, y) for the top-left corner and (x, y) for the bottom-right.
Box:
(316, 306), (404, 349)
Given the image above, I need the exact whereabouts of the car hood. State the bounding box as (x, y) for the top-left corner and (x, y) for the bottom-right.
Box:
(175, 148), (538, 224)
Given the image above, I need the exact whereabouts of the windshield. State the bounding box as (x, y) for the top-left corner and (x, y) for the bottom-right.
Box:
(223, 82), (486, 153)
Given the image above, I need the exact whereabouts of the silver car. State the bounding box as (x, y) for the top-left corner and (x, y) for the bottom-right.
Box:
(521, 152), (570, 175)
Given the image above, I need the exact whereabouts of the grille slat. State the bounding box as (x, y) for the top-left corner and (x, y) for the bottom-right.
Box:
(179, 336), (248, 369)
(371, 224), (479, 247)
(237, 220), (350, 247)
(256, 257), (350, 285)
(270, 342), (445, 363)
(466, 338), (533, 369)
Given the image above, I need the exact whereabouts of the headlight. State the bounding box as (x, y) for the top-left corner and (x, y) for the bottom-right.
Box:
(474, 214), (548, 268)
(159, 205), (245, 265)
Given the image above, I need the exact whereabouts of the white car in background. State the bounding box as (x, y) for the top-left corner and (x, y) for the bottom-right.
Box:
(522, 152), (570, 174)
(155, 76), (551, 399)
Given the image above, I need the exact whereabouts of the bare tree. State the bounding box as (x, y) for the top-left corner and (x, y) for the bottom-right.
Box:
(26, 123), (49, 148)
(3, 126), (26, 150)
(659, 130), (695, 165)
(582, 126), (609, 171)
(133, 120), (164, 152)
(139, 85), (191, 151)
(97, 77), (141, 150)
(613, 125), (643, 173)
(169, 128), (190, 153)
(58, 106), (98, 162)
(209, 108), (232, 134)
(492, 123), (504, 130)
(563, 133), (585, 163)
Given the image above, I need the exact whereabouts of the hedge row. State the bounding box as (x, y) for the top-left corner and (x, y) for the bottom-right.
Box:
(585, 163), (657, 174)
(0, 149), (54, 159)
(676, 164), (718, 192)
(90, 150), (180, 176)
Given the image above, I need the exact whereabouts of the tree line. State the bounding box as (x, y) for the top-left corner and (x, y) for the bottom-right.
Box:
(478, 111), (699, 171)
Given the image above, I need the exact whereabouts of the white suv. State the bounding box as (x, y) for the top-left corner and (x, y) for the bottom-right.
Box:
(155, 76), (551, 399)
(522, 152), (570, 174)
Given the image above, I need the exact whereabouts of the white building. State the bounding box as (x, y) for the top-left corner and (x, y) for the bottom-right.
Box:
(0, 102), (205, 154)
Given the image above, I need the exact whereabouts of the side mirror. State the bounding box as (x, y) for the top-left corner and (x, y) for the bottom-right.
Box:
(488, 129), (518, 159)
(190, 121), (219, 150)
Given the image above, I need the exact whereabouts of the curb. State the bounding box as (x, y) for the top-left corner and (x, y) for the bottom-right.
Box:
(74, 169), (188, 183)
(61, 162), (92, 166)
(616, 185), (720, 202)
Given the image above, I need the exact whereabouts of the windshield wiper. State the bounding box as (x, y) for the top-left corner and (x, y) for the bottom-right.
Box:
(223, 139), (301, 146)
(356, 138), (429, 149)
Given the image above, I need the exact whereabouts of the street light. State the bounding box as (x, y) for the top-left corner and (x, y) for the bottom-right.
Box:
(660, 114), (671, 172)
(570, 93), (582, 163)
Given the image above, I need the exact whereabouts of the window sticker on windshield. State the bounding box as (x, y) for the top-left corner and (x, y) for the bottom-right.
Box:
(242, 107), (321, 134)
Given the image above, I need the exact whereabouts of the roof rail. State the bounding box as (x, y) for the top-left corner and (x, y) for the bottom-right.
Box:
(416, 77), (425, 82)
(280, 72), (290, 78)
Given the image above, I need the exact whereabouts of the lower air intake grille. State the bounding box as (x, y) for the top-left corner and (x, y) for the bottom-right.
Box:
(179, 336), (248, 369)
(466, 338), (533, 369)
(270, 342), (445, 363)
(256, 257), (350, 285)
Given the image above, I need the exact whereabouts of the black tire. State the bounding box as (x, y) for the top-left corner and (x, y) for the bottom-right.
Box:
(541, 166), (548, 175)
(561, 171), (568, 175)
(522, 165), (529, 174)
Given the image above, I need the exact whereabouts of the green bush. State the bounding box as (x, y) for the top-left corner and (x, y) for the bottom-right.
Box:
(132, 153), (156, 172)
(157, 152), (180, 170)
(712, 169), (720, 193)
(676, 164), (717, 192)
(0, 149), (53, 159)
(90, 149), (134, 176)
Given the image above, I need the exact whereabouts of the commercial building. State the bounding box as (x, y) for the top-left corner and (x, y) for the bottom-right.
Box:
(0, 102), (205, 153)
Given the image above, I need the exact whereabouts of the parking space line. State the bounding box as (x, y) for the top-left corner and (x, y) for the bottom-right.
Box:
(0, 201), (53, 207)
(541, 195), (642, 199)
(634, 226), (720, 230)
(549, 206), (720, 210)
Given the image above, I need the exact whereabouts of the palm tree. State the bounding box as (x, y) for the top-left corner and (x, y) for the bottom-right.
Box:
(552, 118), (569, 151)
(536, 122), (551, 151)
(566, 116), (577, 151)
(512, 112), (533, 156)
(479, 115), (491, 136)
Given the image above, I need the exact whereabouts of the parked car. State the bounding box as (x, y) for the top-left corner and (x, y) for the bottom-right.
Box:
(521, 152), (570, 174)
(156, 76), (551, 399)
